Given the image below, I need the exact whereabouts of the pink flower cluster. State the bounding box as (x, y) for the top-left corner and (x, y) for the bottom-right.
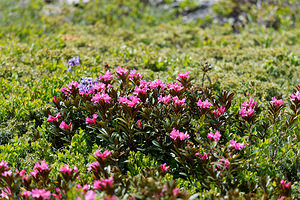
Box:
(93, 177), (114, 190)
(47, 112), (62, 122)
(22, 188), (51, 199)
(118, 95), (141, 107)
(280, 180), (291, 190)
(290, 91), (300, 101)
(99, 71), (114, 82)
(129, 69), (142, 80)
(216, 158), (230, 171)
(207, 130), (221, 141)
(86, 114), (98, 124)
(173, 96), (185, 107)
(116, 67), (129, 77)
(167, 82), (184, 92)
(77, 190), (96, 200)
(94, 150), (111, 160)
(195, 153), (210, 160)
(170, 128), (189, 141)
(176, 72), (190, 80)
(197, 99), (211, 109)
(59, 164), (78, 175)
(229, 139), (245, 150)
(158, 95), (172, 105)
(149, 79), (165, 90)
(213, 105), (225, 118)
(239, 97), (257, 117)
(92, 92), (111, 104)
(59, 121), (72, 130)
(271, 97), (284, 107)
(60, 81), (79, 95)
(160, 163), (170, 172)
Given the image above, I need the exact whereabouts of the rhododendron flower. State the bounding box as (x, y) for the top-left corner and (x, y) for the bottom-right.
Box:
(229, 139), (245, 150)
(173, 188), (179, 197)
(34, 161), (49, 171)
(167, 82), (184, 92)
(59, 164), (78, 174)
(1, 170), (12, 177)
(134, 85), (148, 94)
(52, 188), (63, 199)
(47, 112), (62, 122)
(67, 81), (79, 89)
(16, 168), (26, 176)
(137, 120), (142, 128)
(94, 150), (111, 160)
(87, 161), (99, 171)
(31, 188), (51, 199)
(195, 153), (210, 160)
(59, 121), (72, 130)
(0, 160), (9, 170)
(197, 99), (211, 109)
(177, 72), (190, 80)
(118, 95), (140, 107)
(99, 71), (114, 82)
(92, 82), (106, 91)
(290, 91), (300, 101)
(149, 79), (165, 89)
(53, 96), (57, 103)
(60, 87), (70, 95)
(216, 158), (230, 171)
(92, 92), (111, 104)
(239, 107), (255, 117)
(31, 169), (39, 178)
(173, 96), (185, 107)
(278, 196), (285, 200)
(158, 95), (172, 105)
(0, 187), (11, 198)
(280, 180), (291, 189)
(208, 130), (221, 141)
(23, 174), (29, 181)
(160, 163), (170, 172)
(129, 69), (142, 80)
(93, 177), (114, 189)
(86, 114), (98, 124)
(271, 97), (284, 106)
(22, 190), (32, 198)
(105, 195), (116, 200)
(116, 66), (129, 77)
(242, 97), (257, 108)
(170, 128), (189, 141)
(84, 190), (96, 200)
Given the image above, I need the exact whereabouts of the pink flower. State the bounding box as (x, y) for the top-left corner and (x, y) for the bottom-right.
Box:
(86, 114), (98, 124)
(16, 169), (26, 176)
(195, 153), (210, 160)
(47, 112), (62, 122)
(129, 69), (142, 80)
(34, 160), (49, 171)
(173, 188), (179, 197)
(105, 195), (116, 200)
(149, 79), (165, 89)
(290, 91), (300, 101)
(239, 107), (255, 117)
(0, 187), (11, 198)
(271, 97), (284, 106)
(208, 130), (221, 141)
(216, 158), (230, 171)
(60, 87), (70, 95)
(116, 67), (129, 77)
(92, 83), (106, 91)
(173, 96), (185, 107)
(197, 99), (211, 109)
(59, 121), (72, 130)
(229, 139), (245, 150)
(85, 190), (96, 200)
(158, 95), (172, 105)
(167, 82), (184, 92)
(22, 190), (32, 198)
(278, 196), (285, 200)
(213, 105), (225, 118)
(92, 92), (111, 104)
(67, 81), (79, 89)
(137, 120), (142, 128)
(94, 150), (111, 160)
(31, 169), (38, 178)
(280, 180), (291, 189)
(134, 85), (148, 94)
(170, 128), (189, 141)
(99, 71), (114, 82)
(1, 170), (12, 177)
(93, 177), (114, 189)
(31, 188), (51, 200)
(52, 188), (63, 199)
(59, 164), (78, 174)
(0, 160), (8, 170)
(87, 161), (99, 171)
(160, 163), (170, 172)
(53, 96), (57, 103)
(177, 72), (190, 80)
(297, 82), (300, 88)
(242, 97), (257, 108)
(23, 175), (29, 181)
(118, 95), (140, 107)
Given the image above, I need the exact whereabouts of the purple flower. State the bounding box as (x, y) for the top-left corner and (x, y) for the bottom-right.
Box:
(67, 56), (80, 72)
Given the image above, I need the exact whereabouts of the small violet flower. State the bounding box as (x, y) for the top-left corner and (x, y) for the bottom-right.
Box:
(67, 56), (80, 72)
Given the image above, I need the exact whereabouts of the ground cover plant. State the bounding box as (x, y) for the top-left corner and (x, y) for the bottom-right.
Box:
(0, 0), (299, 199)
